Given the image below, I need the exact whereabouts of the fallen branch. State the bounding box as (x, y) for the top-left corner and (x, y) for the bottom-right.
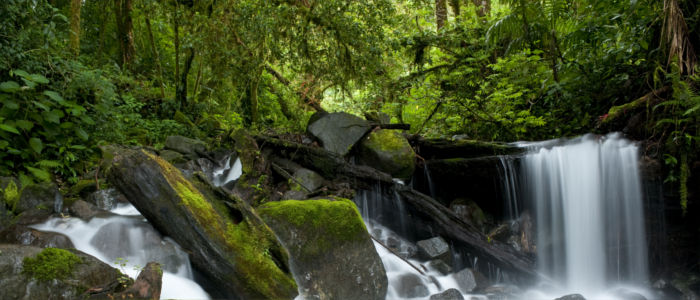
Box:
(600, 86), (671, 125)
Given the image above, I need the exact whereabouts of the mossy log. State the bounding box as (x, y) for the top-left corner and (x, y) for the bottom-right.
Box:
(255, 136), (536, 280)
(406, 135), (524, 159)
(599, 86), (670, 125)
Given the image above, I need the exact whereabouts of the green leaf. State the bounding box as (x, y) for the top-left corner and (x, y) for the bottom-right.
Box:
(75, 127), (89, 141)
(8, 148), (22, 155)
(38, 160), (62, 168)
(42, 110), (64, 124)
(70, 145), (87, 150)
(0, 123), (20, 135)
(29, 138), (43, 154)
(3, 99), (19, 110)
(33, 101), (51, 111)
(0, 81), (21, 93)
(43, 91), (65, 104)
(80, 115), (95, 125)
(26, 166), (51, 182)
(16, 120), (34, 130)
(0, 140), (9, 149)
(13, 69), (30, 78)
(29, 74), (49, 84)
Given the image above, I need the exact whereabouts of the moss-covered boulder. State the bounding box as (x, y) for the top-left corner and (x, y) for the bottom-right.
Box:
(0, 245), (124, 299)
(16, 181), (62, 215)
(107, 147), (297, 299)
(258, 199), (388, 300)
(164, 135), (206, 159)
(357, 129), (416, 179)
(307, 112), (371, 156)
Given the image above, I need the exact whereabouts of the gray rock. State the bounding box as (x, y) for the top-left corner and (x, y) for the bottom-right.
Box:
(417, 236), (451, 263)
(164, 135), (206, 158)
(159, 149), (187, 164)
(612, 288), (648, 300)
(386, 236), (401, 249)
(181, 158), (216, 181)
(282, 190), (307, 200)
(14, 206), (54, 225)
(259, 199), (387, 300)
(483, 284), (522, 300)
(554, 294), (586, 300)
(109, 262), (163, 300)
(452, 268), (489, 293)
(428, 259), (452, 275)
(290, 168), (325, 192)
(17, 182), (61, 214)
(86, 188), (128, 211)
(357, 129), (416, 179)
(0, 244), (123, 300)
(307, 112), (371, 156)
(69, 200), (104, 220)
(395, 273), (429, 298)
(430, 288), (464, 300)
(0, 225), (74, 248)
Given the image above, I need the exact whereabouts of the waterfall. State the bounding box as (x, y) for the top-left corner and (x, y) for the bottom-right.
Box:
(520, 133), (649, 296)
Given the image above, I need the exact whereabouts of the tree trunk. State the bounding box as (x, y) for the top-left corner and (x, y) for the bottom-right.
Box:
(69, 0), (81, 56)
(115, 0), (135, 69)
(145, 17), (166, 99)
(249, 68), (262, 125)
(471, 0), (490, 18)
(177, 48), (195, 111)
(449, 0), (460, 17)
(174, 3), (180, 85)
(436, 0), (448, 31)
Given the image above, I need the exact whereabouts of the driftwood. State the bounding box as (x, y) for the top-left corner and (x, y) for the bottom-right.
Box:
(255, 135), (537, 280)
(406, 135), (524, 159)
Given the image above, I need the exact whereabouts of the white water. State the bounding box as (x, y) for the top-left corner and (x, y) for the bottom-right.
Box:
(517, 133), (651, 299)
(31, 204), (210, 300)
(212, 156), (242, 187)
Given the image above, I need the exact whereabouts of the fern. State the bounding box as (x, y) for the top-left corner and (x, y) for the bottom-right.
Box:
(37, 160), (62, 169)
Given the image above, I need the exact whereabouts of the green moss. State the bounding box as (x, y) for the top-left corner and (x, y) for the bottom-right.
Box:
(69, 179), (96, 196)
(3, 180), (20, 212)
(258, 198), (368, 257)
(143, 150), (296, 298)
(22, 248), (82, 281)
(361, 130), (415, 178)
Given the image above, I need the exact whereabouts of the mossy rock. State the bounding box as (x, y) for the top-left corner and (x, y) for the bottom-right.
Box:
(357, 129), (416, 179)
(16, 181), (62, 215)
(307, 112), (371, 156)
(0, 245), (124, 299)
(68, 179), (97, 198)
(107, 147), (297, 299)
(259, 199), (388, 300)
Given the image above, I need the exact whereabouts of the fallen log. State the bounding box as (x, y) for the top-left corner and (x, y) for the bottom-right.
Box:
(255, 135), (537, 280)
(406, 135), (524, 159)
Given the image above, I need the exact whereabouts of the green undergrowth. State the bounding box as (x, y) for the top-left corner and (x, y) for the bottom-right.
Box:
(2, 180), (20, 212)
(22, 248), (82, 281)
(144, 150), (296, 298)
(258, 198), (368, 257)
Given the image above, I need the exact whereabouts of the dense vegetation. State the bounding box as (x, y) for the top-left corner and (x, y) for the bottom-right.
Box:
(0, 0), (698, 206)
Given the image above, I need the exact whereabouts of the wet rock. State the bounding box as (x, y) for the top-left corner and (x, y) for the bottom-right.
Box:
(14, 206), (54, 225)
(395, 273), (429, 298)
(282, 190), (307, 200)
(86, 188), (128, 211)
(107, 147), (297, 299)
(69, 179), (98, 198)
(111, 262), (163, 300)
(386, 236), (401, 249)
(519, 211), (535, 254)
(159, 149), (187, 164)
(0, 225), (74, 248)
(555, 294), (586, 300)
(612, 288), (648, 300)
(450, 199), (486, 230)
(430, 288), (464, 300)
(417, 236), (451, 263)
(357, 129), (416, 179)
(0, 245), (124, 300)
(400, 242), (419, 259)
(259, 199), (387, 300)
(487, 224), (511, 242)
(17, 182), (62, 214)
(307, 112), (371, 156)
(69, 200), (104, 220)
(181, 158), (216, 181)
(452, 268), (489, 293)
(482, 284), (522, 300)
(289, 168), (325, 192)
(652, 279), (684, 299)
(164, 135), (206, 159)
(427, 259), (452, 275)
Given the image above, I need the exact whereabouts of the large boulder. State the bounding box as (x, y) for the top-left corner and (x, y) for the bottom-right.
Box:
(357, 129), (416, 179)
(16, 181), (62, 215)
(107, 147), (297, 299)
(289, 168), (325, 192)
(307, 112), (371, 156)
(452, 268), (489, 293)
(394, 273), (429, 298)
(429, 288), (464, 300)
(417, 236), (451, 264)
(110, 262), (163, 300)
(258, 198), (388, 300)
(164, 135), (206, 159)
(0, 225), (74, 248)
(0, 245), (124, 299)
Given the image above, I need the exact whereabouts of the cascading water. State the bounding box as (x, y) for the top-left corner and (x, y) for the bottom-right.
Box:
(517, 133), (650, 299)
(31, 202), (210, 299)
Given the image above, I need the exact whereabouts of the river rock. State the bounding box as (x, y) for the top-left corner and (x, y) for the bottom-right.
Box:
(450, 199), (487, 230)
(395, 273), (429, 298)
(16, 181), (62, 214)
(430, 288), (464, 300)
(482, 284), (522, 299)
(452, 268), (489, 293)
(357, 129), (416, 179)
(69, 200), (104, 220)
(612, 288), (648, 300)
(417, 236), (451, 263)
(289, 168), (325, 192)
(307, 112), (371, 156)
(555, 294), (586, 300)
(106, 147), (297, 299)
(110, 262), (163, 300)
(164, 135), (206, 159)
(0, 225), (74, 248)
(427, 259), (452, 275)
(86, 188), (128, 210)
(14, 206), (54, 225)
(159, 149), (187, 164)
(259, 199), (387, 300)
(0, 245), (124, 300)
